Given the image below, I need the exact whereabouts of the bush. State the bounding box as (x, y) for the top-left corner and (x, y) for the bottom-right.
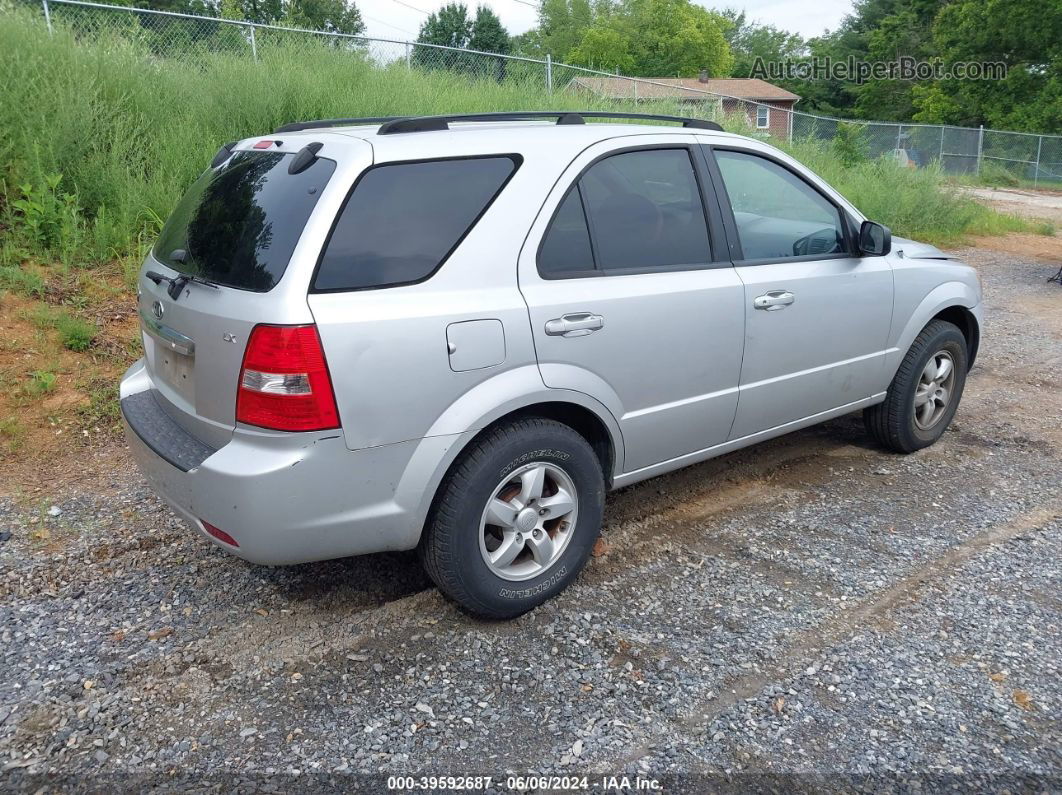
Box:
(832, 122), (869, 168)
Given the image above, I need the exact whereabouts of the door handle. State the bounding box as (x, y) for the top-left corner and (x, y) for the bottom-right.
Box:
(753, 290), (795, 311)
(545, 312), (604, 338)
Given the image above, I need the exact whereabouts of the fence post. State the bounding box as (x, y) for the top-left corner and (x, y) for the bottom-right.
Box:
(405, 42), (411, 69)
(976, 124), (984, 175)
(545, 54), (552, 95)
(939, 125), (945, 164)
(248, 23), (257, 62)
(1034, 135), (1043, 187)
(42, 0), (53, 34)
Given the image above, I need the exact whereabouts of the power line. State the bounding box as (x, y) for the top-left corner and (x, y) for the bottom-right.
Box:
(361, 13), (418, 36)
(391, 0), (430, 15)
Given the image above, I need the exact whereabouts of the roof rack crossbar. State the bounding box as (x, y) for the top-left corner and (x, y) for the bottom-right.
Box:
(376, 111), (724, 135)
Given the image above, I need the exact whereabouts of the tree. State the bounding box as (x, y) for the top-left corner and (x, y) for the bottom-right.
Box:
(569, 27), (634, 73)
(413, 3), (512, 78)
(416, 2), (473, 49)
(286, 0), (364, 34)
(557, 0), (732, 77)
(232, 0), (364, 34)
(625, 0), (733, 77)
(912, 0), (1062, 132)
(529, 0), (594, 60)
(718, 9), (804, 80)
(469, 5), (510, 54)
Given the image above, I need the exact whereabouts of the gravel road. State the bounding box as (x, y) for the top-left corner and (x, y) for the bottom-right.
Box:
(1, 247), (1059, 791)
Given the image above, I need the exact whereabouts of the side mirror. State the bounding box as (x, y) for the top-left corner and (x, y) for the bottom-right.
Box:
(858, 220), (891, 256)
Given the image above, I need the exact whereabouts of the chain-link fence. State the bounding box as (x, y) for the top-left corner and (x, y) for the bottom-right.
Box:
(31, 0), (1062, 187)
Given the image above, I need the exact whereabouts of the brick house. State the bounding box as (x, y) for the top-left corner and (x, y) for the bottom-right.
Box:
(568, 73), (800, 140)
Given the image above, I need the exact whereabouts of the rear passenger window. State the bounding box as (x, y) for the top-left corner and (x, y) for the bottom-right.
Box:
(538, 148), (711, 277)
(314, 156), (518, 291)
(538, 188), (595, 276)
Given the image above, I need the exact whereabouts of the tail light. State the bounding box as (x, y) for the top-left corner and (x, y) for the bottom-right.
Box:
(236, 324), (340, 431)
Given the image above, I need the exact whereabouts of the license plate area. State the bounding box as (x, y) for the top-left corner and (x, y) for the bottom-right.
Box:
(154, 346), (195, 404)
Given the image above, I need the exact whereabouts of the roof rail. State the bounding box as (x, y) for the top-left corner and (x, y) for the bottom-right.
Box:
(376, 111), (724, 134)
(274, 117), (401, 133)
(274, 111), (725, 135)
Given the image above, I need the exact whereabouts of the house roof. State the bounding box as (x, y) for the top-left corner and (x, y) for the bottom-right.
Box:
(569, 77), (800, 103)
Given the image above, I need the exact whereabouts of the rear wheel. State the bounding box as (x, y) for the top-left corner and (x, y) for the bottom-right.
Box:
(420, 418), (605, 619)
(864, 319), (968, 453)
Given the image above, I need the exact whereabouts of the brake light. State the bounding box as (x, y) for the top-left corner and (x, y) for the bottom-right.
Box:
(236, 324), (340, 431)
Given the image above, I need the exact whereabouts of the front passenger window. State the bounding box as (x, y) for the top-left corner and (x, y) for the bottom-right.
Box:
(714, 150), (847, 261)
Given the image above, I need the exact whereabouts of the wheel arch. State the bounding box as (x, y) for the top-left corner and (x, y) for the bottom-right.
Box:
(931, 304), (980, 369)
(393, 368), (624, 549)
(889, 283), (981, 377)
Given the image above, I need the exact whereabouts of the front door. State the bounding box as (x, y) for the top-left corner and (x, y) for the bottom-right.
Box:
(705, 146), (894, 440)
(519, 137), (745, 474)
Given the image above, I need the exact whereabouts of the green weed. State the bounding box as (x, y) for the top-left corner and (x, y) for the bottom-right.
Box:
(0, 7), (1051, 263)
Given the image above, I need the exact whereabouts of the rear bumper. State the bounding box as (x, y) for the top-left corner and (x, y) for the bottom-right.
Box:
(120, 359), (446, 565)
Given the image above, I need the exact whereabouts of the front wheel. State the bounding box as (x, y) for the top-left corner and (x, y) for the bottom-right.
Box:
(419, 418), (605, 619)
(864, 319), (968, 453)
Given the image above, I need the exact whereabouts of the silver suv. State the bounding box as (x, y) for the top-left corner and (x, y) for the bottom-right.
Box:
(121, 111), (982, 618)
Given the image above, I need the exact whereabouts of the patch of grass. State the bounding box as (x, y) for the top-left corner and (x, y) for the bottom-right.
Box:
(0, 416), (25, 454)
(974, 161), (1023, 189)
(56, 314), (96, 352)
(26, 369), (58, 397)
(23, 304), (97, 352)
(78, 377), (122, 430)
(0, 265), (46, 298)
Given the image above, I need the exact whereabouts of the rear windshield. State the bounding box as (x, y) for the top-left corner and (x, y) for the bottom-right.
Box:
(313, 155), (519, 292)
(153, 150), (336, 292)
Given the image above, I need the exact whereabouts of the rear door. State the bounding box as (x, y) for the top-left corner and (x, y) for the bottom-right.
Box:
(519, 136), (745, 474)
(138, 137), (369, 448)
(701, 144), (893, 439)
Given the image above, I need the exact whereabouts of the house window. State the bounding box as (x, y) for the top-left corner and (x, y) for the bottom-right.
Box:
(756, 105), (770, 129)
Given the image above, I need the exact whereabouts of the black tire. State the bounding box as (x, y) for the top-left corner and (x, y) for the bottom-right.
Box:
(864, 319), (968, 453)
(419, 417), (605, 619)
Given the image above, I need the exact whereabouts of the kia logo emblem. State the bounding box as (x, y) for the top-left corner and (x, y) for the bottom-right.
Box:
(152, 300), (164, 320)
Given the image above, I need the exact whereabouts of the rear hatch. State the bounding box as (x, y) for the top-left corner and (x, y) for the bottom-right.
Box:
(136, 136), (371, 448)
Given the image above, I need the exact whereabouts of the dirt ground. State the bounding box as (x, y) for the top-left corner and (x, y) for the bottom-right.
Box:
(0, 238), (1060, 790)
(960, 185), (1062, 228)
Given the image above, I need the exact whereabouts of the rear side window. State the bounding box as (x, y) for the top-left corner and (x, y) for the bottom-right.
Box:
(153, 151), (336, 292)
(538, 148), (711, 277)
(314, 156), (519, 291)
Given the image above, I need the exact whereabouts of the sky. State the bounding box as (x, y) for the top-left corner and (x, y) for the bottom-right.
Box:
(358, 0), (854, 45)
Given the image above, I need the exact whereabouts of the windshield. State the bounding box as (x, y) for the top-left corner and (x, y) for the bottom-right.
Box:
(153, 150), (336, 292)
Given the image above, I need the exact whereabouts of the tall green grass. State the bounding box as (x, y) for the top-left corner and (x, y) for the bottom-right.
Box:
(0, 9), (1047, 268)
(781, 140), (1044, 244)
